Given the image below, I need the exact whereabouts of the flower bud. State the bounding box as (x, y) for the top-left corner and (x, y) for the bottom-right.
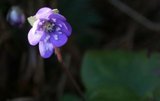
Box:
(7, 6), (25, 27)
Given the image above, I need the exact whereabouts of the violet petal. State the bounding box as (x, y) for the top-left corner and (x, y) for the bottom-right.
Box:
(55, 20), (72, 36)
(39, 40), (54, 58)
(50, 32), (68, 47)
(32, 19), (41, 33)
(35, 7), (53, 19)
(49, 13), (66, 21)
(28, 28), (44, 46)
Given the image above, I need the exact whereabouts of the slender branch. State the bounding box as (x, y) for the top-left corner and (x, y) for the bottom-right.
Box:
(108, 0), (160, 31)
(57, 55), (71, 100)
(55, 48), (86, 101)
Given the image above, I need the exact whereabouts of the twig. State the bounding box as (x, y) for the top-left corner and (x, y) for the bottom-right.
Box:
(0, 13), (11, 47)
(105, 22), (137, 49)
(55, 48), (86, 101)
(120, 22), (137, 49)
(57, 55), (71, 100)
(108, 0), (160, 31)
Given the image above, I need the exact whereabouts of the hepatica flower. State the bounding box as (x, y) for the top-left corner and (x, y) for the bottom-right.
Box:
(7, 6), (25, 27)
(27, 7), (72, 58)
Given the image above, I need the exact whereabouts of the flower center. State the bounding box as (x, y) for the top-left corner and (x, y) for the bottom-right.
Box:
(43, 21), (55, 33)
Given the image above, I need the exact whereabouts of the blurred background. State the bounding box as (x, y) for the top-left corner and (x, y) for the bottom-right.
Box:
(1, 0), (160, 101)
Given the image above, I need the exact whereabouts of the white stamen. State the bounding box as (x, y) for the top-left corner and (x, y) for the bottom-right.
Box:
(58, 32), (62, 34)
(54, 35), (59, 40)
(45, 43), (53, 51)
(46, 35), (50, 40)
(39, 22), (42, 25)
(44, 35), (50, 42)
(52, 23), (55, 26)
(52, 18), (56, 22)
(59, 24), (62, 27)
(63, 24), (68, 30)
(56, 27), (61, 31)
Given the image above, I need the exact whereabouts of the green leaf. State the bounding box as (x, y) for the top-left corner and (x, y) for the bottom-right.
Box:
(53, 9), (59, 13)
(61, 94), (81, 101)
(27, 9), (58, 26)
(153, 85), (160, 101)
(81, 50), (160, 101)
(88, 85), (140, 101)
(27, 16), (36, 26)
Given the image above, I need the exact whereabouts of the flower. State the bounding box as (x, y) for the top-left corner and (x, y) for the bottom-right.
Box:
(28, 7), (72, 58)
(7, 6), (25, 27)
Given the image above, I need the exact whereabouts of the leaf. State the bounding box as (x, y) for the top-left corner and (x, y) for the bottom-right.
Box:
(27, 16), (36, 26)
(153, 85), (160, 101)
(81, 50), (160, 101)
(53, 9), (59, 13)
(88, 86), (140, 101)
(27, 9), (59, 27)
(61, 94), (81, 101)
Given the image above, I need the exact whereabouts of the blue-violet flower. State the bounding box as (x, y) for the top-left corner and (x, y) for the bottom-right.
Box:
(28, 7), (72, 58)
(7, 6), (25, 27)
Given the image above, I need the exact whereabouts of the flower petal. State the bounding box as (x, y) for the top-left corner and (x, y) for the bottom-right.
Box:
(49, 13), (66, 21)
(39, 41), (54, 58)
(28, 28), (44, 46)
(55, 20), (72, 36)
(32, 20), (39, 33)
(35, 7), (53, 19)
(50, 32), (68, 47)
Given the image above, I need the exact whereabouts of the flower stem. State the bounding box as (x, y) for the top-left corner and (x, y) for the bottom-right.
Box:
(55, 48), (86, 101)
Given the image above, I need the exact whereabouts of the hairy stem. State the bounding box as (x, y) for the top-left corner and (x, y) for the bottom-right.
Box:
(55, 48), (86, 101)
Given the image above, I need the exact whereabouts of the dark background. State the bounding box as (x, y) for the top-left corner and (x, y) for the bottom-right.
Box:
(0, 0), (160, 101)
